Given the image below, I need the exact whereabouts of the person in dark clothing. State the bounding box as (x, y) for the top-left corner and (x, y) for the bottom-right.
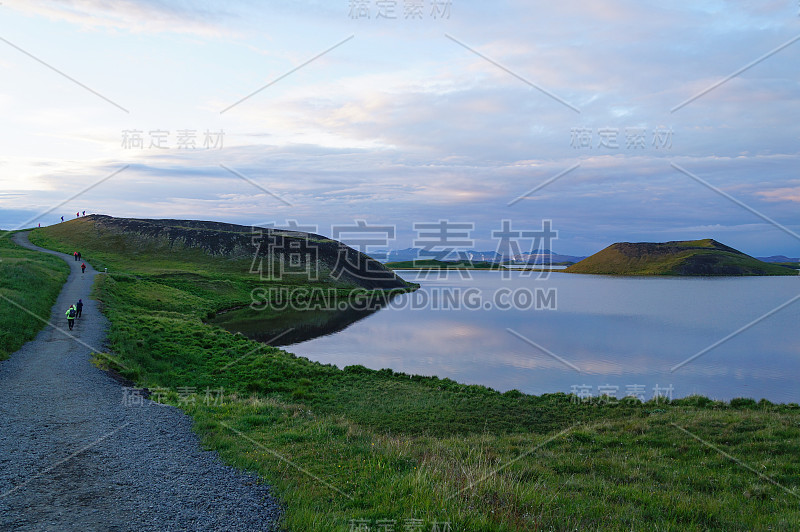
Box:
(81, 262), (86, 274)
(66, 306), (76, 330)
(74, 251), (78, 261)
(61, 216), (64, 222)
(77, 251), (82, 260)
(76, 299), (83, 318)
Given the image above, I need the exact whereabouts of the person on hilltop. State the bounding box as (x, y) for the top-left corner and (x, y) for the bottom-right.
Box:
(61, 216), (64, 222)
(81, 262), (86, 274)
(82, 210), (85, 216)
(76, 299), (83, 319)
(66, 305), (76, 331)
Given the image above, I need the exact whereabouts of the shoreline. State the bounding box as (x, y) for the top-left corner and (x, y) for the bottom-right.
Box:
(22, 221), (800, 530)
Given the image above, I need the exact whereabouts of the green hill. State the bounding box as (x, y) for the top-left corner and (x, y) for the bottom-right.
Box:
(565, 239), (798, 276)
(32, 215), (412, 290)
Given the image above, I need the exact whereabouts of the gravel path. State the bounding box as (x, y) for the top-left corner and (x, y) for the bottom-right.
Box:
(0, 232), (282, 531)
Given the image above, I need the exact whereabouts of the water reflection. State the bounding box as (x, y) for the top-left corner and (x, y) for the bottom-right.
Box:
(209, 291), (400, 346)
(212, 271), (800, 403)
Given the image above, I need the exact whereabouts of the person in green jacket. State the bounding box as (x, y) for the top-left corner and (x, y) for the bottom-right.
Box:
(66, 305), (76, 331)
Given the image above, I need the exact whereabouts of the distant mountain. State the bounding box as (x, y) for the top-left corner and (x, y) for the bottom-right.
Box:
(379, 248), (501, 262)
(565, 239), (799, 276)
(757, 255), (800, 263)
(516, 252), (587, 264)
(384, 259), (503, 270)
(376, 248), (585, 264)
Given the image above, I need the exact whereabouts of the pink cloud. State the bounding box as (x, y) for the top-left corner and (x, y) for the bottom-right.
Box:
(757, 186), (800, 203)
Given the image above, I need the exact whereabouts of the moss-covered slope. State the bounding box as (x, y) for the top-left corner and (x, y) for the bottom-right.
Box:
(565, 239), (798, 276)
(33, 215), (412, 289)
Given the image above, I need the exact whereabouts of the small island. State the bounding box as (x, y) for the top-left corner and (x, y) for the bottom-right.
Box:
(565, 238), (799, 276)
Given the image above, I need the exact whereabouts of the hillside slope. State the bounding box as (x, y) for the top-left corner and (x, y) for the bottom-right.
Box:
(32, 215), (411, 289)
(565, 239), (798, 276)
(20, 222), (800, 530)
(0, 233), (69, 359)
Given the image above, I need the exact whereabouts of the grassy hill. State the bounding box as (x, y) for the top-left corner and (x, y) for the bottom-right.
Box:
(32, 215), (412, 290)
(19, 222), (800, 530)
(565, 239), (798, 276)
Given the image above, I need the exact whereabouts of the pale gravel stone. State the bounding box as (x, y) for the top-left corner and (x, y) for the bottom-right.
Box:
(0, 232), (282, 531)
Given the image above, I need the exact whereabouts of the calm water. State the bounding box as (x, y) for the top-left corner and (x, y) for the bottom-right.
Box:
(219, 271), (800, 403)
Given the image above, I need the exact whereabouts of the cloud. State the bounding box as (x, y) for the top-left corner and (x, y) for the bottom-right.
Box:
(757, 185), (800, 203)
(5, 0), (238, 37)
(1, 1), (799, 257)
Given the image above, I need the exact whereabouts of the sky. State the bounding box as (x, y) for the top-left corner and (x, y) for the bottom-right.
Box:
(0, 0), (798, 256)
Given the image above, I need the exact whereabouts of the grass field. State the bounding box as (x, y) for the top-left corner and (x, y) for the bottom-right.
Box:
(0, 231), (69, 360)
(25, 222), (800, 530)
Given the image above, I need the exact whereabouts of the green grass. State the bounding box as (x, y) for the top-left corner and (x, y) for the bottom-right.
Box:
(29, 223), (800, 530)
(185, 400), (800, 530)
(29, 217), (256, 277)
(0, 231), (69, 360)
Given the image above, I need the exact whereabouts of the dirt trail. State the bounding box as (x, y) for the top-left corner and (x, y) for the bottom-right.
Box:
(0, 232), (280, 531)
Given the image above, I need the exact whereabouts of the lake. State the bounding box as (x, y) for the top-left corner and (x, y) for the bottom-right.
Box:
(213, 270), (800, 403)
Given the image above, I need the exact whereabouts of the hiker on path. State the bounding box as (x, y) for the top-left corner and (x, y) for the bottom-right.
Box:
(74, 251), (78, 261)
(76, 299), (83, 319)
(66, 305), (76, 331)
(81, 262), (86, 274)
(77, 251), (81, 260)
